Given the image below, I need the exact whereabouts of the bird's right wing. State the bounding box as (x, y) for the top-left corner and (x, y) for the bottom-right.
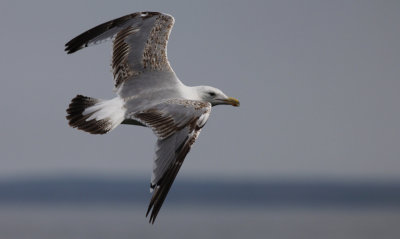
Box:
(133, 99), (212, 223)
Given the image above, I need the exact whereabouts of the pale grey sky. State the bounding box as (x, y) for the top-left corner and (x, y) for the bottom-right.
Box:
(0, 0), (399, 180)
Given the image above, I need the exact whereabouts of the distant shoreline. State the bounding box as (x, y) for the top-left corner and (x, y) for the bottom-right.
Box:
(0, 177), (399, 207)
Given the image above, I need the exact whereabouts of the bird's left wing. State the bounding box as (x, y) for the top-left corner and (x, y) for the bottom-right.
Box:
(132, 99), (212, 223)
(65, 12), (176, 89)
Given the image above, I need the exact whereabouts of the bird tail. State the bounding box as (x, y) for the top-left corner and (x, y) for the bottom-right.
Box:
(66, 95), (126, 134)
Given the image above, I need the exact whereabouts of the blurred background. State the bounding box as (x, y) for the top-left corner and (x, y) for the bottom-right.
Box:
(0, 0), (399, 238)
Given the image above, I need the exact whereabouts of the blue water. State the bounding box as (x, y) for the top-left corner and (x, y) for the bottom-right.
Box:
(1, 177), (399, 238)
(1, 177), (400, 207)
(1, 205), (399, 239)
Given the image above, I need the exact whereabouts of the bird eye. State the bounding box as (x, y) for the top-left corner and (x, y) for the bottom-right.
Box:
(208, 92), (216, 97)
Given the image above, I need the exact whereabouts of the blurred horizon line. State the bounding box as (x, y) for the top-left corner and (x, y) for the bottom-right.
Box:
(1, 172), (400, 183)
(0, 175), (399, 208)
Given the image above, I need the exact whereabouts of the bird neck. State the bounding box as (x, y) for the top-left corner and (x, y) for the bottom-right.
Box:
(179, 85), (204, 101)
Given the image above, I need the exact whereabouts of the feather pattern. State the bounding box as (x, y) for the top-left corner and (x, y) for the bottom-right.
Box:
(133, 100), (211, 223)
(65, 12), (175, 88)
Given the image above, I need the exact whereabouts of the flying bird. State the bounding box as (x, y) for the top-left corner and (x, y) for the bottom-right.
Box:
(65, 12), (240, 223)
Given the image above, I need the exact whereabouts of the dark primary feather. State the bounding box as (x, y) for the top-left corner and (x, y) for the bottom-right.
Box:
(65, 12), (159, 54)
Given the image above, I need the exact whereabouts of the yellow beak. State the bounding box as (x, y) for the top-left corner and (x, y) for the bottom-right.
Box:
(224, 97), (240, 107)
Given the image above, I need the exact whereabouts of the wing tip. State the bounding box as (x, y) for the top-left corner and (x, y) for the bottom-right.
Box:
(64, 45), (80, 54)
(64, 39), (86, 54)
(64, 11), (173, 55)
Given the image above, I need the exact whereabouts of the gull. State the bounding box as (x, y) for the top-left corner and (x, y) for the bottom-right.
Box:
(65, 11), (240, 223)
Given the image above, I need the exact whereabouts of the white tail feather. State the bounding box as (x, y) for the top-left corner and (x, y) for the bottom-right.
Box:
(66, 95), (126, 134)
(83, 97), (125, 130)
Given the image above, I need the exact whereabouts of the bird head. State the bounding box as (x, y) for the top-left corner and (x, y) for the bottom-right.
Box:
(196, 86), (240, 107)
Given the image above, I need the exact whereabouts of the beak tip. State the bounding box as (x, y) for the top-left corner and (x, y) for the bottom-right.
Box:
(227, 97), (240, 107)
